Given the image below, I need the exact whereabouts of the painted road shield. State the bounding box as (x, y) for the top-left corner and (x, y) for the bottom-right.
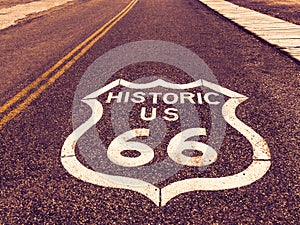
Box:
(61, 78), (271, 207)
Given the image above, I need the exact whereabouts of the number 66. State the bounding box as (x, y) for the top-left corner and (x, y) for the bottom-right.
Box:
(107, 128), (218, 167)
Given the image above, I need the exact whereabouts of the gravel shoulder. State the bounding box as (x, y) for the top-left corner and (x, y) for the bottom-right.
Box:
(226, 0), (300, 25)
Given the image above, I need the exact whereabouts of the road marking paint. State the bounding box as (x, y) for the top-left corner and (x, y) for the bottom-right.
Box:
(161, 160), (270, 206)
(202, 80), (246, 98)
(0, 0), (137, 114)
(222, 98), (271, 160)
(61, 97), (160, 206)
(0, 0), (138, 129)
(198, 0), (300, 61)
(119, 79), (204, 90)
(62, 79), (271, 207)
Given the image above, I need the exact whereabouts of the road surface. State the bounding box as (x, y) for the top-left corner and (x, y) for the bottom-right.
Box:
(0, 0), (299, 224)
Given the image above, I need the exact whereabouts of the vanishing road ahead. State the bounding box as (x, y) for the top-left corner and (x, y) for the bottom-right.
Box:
(1, 0), (299, 224)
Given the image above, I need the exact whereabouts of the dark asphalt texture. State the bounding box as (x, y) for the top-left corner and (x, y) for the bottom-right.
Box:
(0, 0), (131, 100)
(0, 0), (299, 224)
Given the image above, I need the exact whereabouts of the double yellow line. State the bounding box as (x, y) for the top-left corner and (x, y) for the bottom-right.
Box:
(0, 0), (138, 130)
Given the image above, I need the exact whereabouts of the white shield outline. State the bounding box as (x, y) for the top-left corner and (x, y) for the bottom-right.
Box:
(61, 78), (271, 207)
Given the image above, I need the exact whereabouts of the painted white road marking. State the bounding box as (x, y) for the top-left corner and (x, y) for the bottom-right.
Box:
(105, 91), (222, 105)
(107, 129), (154, 167)
(0, 0), (73, 30)
(198, 0), (300, 61)
(107, 127), (218, 167)
(167, 128), (218, 166)
(61, 79), (271, 206)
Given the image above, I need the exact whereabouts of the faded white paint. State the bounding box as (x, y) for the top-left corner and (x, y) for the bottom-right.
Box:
(107, 129), (154, 167)
(105, 91), (222, 105)
(61, 79), (271, 206)
(0, 0), (73, 30)
(167, 128), (218, 166)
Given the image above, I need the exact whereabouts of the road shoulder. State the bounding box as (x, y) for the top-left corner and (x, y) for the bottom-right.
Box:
(198, 0), (300, 62)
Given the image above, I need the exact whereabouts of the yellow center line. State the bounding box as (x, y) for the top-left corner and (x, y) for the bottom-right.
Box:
(0, 0), (138, 130)
(0, 0), (137, 115)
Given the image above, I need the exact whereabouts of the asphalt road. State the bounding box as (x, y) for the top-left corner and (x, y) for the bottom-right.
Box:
(0, 0), (131, 99)
(0, 0), (299, 224)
